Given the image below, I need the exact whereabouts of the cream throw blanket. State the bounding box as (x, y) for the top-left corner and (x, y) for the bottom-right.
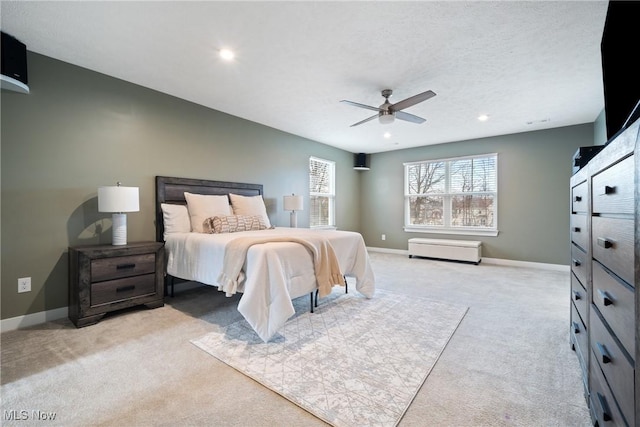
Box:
(217, 235), (346, 298)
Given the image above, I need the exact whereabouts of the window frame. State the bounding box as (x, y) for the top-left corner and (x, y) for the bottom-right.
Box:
(309, 156), (336, 229)
(403, 153), (499, 237)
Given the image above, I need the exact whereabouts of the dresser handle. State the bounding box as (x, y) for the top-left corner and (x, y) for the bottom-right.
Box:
(596, 238), (613, 249)
(596, 342), (612, 364)
(572, 321), (581, 334)
(573, 291), (581, 301)
(597, 289), (613, 306)
(596, 392), (612, 422)
(116, 263), (136, 270)
(116, 285), (135, 293)
(573, 227), (581, 233)
(572, 259), (581, 267)
(604, 185), (616, 195)
(574, 195), (582, 202)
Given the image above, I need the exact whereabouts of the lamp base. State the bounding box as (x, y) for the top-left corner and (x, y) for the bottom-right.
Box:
(112, 213), (128, 245)
(289, 211), (298, 228)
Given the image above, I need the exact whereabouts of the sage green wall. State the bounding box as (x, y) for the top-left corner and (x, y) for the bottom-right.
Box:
(1, 53), (359, 320)
(360, 124), (594, 265)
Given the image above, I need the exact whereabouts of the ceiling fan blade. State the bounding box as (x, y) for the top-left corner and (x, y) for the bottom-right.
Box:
(390, 90), (436, 112)
(350, 113), (379, 127)
(395, 111), (426, 124)
(340, 100), (381, 112)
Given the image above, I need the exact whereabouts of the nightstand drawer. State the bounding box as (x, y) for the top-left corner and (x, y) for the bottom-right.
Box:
(590, 308), (634, 425)
(570, 214), (587, 250)
(570, 244), (587, 286)
(592, 155), (634, 215)
(572, 181), (588, 213)
(91, 274), (156, 306)
(91, 253), (156, 282)
(593, 261), (635, 356)
(591, 216), (634, 285)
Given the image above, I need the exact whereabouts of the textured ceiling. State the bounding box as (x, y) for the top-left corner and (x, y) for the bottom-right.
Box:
(1, 1), (609, 153)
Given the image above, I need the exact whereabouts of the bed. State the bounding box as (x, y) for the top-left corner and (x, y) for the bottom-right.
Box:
(155, 176), (375, 342)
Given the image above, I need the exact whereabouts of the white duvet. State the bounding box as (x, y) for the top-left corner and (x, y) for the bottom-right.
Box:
(165, 227), (375, 341)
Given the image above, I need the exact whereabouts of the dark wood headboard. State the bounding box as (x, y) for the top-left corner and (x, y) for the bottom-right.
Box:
(155, 176), (263, 242)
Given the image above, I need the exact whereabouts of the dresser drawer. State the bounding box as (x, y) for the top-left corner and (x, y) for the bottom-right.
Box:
(593, 261), (635, 357)
(91, 253), (156, 282)
(570, 301), (588, 376)
(572, 181), (588, 213)
(592, 155), (634, 215)
(570, 214), (588, 250)
(589, 352), (629, 427)
(91, 273), (156, 306)
(570, 244), (587, 287)
(591, 216), (634, 285)
(571, 272), (588, 323)
(589, 308), (635, 425)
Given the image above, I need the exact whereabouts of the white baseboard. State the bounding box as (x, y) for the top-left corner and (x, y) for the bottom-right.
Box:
(1, 306), (68, 332)
(366, 247), (569, 272)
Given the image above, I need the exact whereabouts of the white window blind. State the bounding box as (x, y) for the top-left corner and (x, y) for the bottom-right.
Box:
(309, 157), (335, 227)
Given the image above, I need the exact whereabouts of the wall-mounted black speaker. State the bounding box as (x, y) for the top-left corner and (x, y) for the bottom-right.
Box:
(600, 1), (640, 141)
(354, 153), (370, 170)
(1, 31), (29, 93)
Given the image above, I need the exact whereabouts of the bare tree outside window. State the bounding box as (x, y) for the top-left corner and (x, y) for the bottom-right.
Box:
(309, 157), (335, 227)
(405, 154), (497, 233)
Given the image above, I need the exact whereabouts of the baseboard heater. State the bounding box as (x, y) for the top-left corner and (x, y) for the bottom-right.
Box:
(408, 238), (482, 265)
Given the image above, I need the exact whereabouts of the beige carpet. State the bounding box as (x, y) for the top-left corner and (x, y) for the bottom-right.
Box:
(192, 289), (467, 427)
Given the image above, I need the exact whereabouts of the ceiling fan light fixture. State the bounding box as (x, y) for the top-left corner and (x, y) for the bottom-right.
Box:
(379, 112), (395, 125)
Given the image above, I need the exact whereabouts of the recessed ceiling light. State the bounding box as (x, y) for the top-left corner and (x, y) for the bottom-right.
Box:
(219, 48), (235, 61)
(478, 114), (489, 122)
(383, 132), (391, 139)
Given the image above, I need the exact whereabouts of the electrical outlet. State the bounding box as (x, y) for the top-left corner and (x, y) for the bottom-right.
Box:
(18, 277), (31, 293)
(381, 234), (386, 241)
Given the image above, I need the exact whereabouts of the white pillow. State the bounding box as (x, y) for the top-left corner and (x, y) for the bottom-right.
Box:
(160, 203), (191, 239)
(184, 192), (232, 233)
(229, 193), (272, 229)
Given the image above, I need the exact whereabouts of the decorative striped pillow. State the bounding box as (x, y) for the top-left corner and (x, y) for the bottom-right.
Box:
(203, 215), (269, 234)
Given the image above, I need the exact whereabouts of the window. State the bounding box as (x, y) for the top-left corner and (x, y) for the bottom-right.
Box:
(404, 153), (498, 236)
(309, 157), (335, 228)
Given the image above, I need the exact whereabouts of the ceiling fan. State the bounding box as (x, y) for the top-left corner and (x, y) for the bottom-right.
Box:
(341, 89), (436, 127)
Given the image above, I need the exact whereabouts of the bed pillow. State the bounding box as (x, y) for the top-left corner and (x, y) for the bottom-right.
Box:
(160, 203), (191, 239)
(229, 193), (272, 229)
(184, 192), (232, 233)
(203, 215), (269, 234)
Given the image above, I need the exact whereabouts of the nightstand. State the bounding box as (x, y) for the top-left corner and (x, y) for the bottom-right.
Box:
(69, 241), (164, 327)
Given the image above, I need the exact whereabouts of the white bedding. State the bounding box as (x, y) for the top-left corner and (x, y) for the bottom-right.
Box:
(165, 227), (375, 341)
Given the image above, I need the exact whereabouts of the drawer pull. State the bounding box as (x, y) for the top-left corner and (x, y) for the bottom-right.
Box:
(116, 285), (136, 293)
(572, 259), (581, 267)
(596, 392), (612, 422)
(572, 227), (581, 233)
(596, 238), (613, 249)
(603, 185), (616, 195)
(596, 342), (612, 364)
(116, 263), (136, 270)
(573, 290), (581, 301)
(597, 289), (613, 306)
(572, 321), (581, 334)
(574, 195), (582, 202)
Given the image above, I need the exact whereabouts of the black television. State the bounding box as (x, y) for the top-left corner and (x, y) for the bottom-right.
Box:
(600, 1), (640, 141)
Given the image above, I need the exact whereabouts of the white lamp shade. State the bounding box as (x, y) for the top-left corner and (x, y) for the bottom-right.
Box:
(283, 195), (303, 211)
(98, 186), (140, 213)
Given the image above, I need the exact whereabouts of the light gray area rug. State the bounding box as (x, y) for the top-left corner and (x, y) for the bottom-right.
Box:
(191, 288), (468, 427)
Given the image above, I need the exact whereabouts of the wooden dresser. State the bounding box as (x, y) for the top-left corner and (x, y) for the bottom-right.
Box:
(69, 241), (164, 327)
(569, 119), (639, 426)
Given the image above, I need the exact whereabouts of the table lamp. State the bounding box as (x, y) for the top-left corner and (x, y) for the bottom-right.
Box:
(98, 182), (140, 245)
(283, 194), (303, 228)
